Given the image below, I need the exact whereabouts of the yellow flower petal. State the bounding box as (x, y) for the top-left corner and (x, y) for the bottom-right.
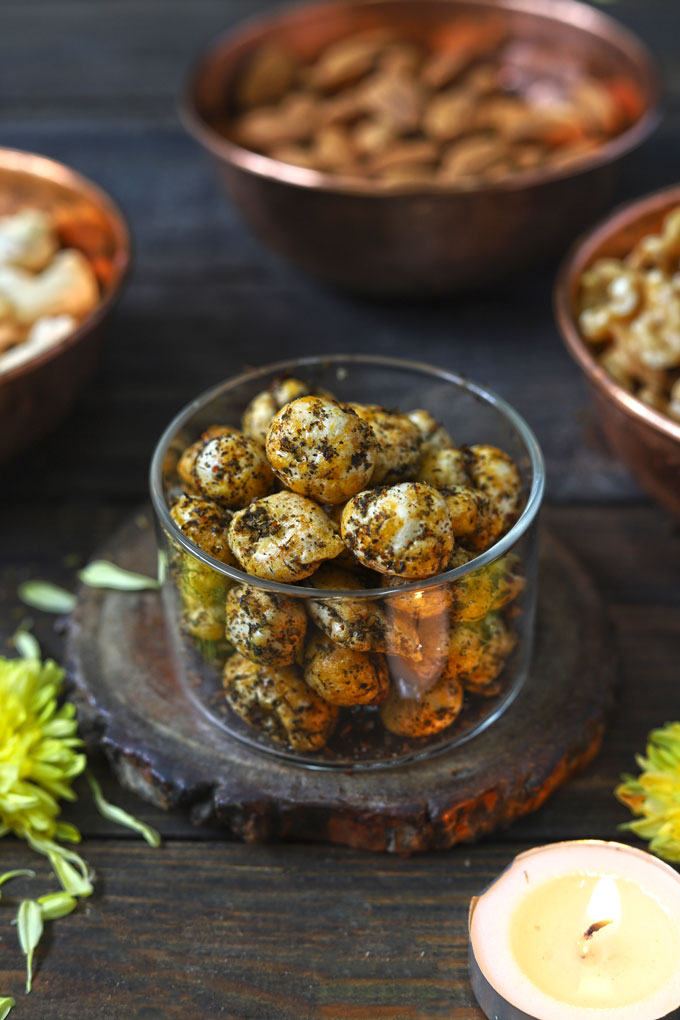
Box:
(0, 657), (84, 849)
(617, 721), (680, 863)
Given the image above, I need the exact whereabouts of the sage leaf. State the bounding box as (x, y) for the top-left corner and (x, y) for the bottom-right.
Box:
(78, 560), (160, 591)
(86, 771), (161, 848)
(0, 870), (35, 900)
(37, 892), (77, 921)
(0, 997), (15, 1019)
(17, 581), (77, 614)
(13, 628), (41, 660)
(17, 900), (43, 993)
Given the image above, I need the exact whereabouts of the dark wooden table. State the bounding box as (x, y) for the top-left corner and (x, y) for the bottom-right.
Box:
(2, 1), (680, 1016)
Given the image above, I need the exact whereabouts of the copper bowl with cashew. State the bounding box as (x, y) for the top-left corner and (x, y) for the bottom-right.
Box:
(0, 148), (130, 462)
(555, 185), (680, 518)
(182, 0), (660, 297)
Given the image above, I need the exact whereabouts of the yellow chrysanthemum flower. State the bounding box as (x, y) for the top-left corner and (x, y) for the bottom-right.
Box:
(0, 655), (91, 890)
(616, 721), (680, 862)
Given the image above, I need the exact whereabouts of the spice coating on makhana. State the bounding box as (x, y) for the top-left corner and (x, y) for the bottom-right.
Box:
(222, 652), (337, 750)
(193, 432), (275, 507)
(266, 396), (377, 504)
(228, 491), (345, 582)
(169, 376), (526, 748)
(225, 583), (307, 666)
(341, 482), (454, 577)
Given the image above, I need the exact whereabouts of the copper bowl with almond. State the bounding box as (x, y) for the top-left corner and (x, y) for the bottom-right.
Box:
(555, 185), (680, 519)
(182, 0), (659, 296)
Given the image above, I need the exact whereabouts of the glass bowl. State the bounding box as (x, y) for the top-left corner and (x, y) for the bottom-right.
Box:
(150, 355), (544, 770)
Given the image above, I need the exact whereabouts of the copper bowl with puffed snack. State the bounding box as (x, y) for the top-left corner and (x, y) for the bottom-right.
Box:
(150, 355), (544, 770)
(181, 0), (659, 296)
(555, 185), (680, 518)
(0, 148), (130, 461)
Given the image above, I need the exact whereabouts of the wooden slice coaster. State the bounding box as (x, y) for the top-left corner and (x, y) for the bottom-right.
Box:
(65, 510), (616, 853)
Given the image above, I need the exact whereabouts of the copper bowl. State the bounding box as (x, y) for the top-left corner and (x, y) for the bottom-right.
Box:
(555, 184), (680, 518)
(182, 0), (660, 297)
(0, 148), (130, 462)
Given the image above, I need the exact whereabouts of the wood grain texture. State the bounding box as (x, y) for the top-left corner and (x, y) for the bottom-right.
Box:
(0, 0), (679, 1014)
(0, 838), (519, 1020)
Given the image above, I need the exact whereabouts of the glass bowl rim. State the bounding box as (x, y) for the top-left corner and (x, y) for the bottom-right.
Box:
(149, 353), (545, 598)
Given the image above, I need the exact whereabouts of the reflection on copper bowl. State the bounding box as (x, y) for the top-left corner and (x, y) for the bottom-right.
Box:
(0, 148), (130, 462)
(555, 185), (680, 518)
(182, 0), (660, 297)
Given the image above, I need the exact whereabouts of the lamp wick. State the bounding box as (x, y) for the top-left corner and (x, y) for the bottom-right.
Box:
(578, 918), (614, 958)
(584, 919), (613, 940)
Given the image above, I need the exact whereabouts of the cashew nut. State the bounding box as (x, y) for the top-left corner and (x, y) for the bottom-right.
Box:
(0, 249), (98, 324)
(0, 209), (58, 271)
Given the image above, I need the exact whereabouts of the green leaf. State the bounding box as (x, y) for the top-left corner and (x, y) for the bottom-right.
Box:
(78, 560), (160, 591)
(0, 997), (15, 1019)
(17, 900), (43, 993)
(13, 628), (41, 660)
(86, 771), (161, 848)
(157, 549), (168, 585)
(0, 870), (35, 900)
(18, 581), (77, 614)
(37, 892), (77, 921)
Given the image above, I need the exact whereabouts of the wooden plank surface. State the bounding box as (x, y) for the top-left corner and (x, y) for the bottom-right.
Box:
(1, 503), (677, 1013)
(0, 839), (513, 1020)
(1, 0), (680, 1016)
